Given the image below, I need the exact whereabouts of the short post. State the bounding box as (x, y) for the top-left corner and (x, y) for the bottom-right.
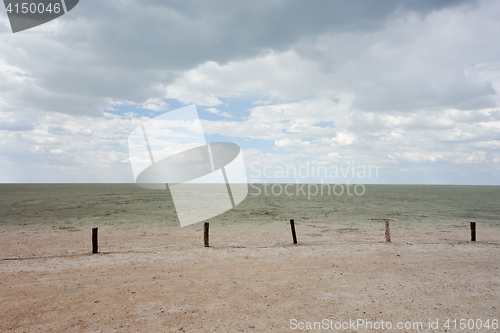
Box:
(290, 219), (297, 244)
(385, 220), (391, 243)
(92, 227), (98, 254)
(470, 222), (476, 242)
(204, 222), (209, 247)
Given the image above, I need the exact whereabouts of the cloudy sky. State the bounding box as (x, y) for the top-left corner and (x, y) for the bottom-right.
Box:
(1, 0), (499, 184)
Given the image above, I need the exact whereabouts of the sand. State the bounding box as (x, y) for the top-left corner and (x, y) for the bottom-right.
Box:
(1, 184), (499, 332)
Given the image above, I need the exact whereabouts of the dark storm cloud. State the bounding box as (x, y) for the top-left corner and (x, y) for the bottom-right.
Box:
(0, 0), (477, 116)
(67, 0), (476, 70)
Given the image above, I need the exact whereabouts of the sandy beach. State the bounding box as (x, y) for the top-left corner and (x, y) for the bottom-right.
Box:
(1, 184), (499, 332)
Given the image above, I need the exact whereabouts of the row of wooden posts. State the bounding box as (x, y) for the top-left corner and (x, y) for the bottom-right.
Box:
(90, 221), (478, 254)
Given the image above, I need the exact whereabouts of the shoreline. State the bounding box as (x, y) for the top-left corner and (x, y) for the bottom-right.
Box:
(1, 224), (499, 332)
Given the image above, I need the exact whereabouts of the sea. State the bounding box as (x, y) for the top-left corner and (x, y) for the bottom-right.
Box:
(0, 184), (499, 231)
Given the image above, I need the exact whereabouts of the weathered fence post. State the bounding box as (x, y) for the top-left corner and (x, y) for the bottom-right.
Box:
(385, 220), (391, 243)
(470, 222), (476, 242)
(204, 222), (209, 247)
(290, 219), (297, 244)
(92, 227), (98, 253)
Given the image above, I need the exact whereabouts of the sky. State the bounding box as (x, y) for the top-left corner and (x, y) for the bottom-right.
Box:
(0, 0), (499, 185)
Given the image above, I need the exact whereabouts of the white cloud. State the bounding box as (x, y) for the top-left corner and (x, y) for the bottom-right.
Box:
(205, 107), (232, 118)
(397, 152), (447, 163)
(140, 98), (169, 112)
(201, 98), (348, 140)
(50, 149), (65, 154)
(275, 138), (311, 148)
(454, 151), (488, 164)
(319, 132), (356, 147)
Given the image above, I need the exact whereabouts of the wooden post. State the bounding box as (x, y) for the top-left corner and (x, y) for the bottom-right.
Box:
(470, 222), (476, 242)
(290, 219), (297, 244)
(385, 220), (391, 243)
(204, 222), (209, 247)
(92, 227), (98, 253)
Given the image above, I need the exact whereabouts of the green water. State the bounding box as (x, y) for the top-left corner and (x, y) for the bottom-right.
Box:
(0, 184), (499, 229)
